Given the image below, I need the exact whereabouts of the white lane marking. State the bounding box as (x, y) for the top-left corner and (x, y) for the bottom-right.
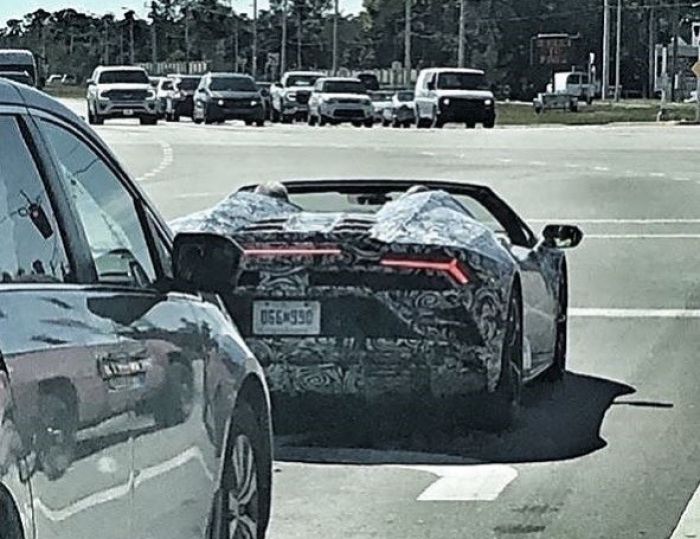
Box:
(650, 172), (667, 178)
(528, 160), (546, 166)
(570, 308), (700, 319)
(400, 465), (518, 502)
(564, 163), (581, 169)
(586, 234), (700, 239)
(593, 166), (610, 172)
(33, 446), (213, 522)
(136, 140), (173, 183)
(670, 482), (700, 538)
(528, 219), (700, 224)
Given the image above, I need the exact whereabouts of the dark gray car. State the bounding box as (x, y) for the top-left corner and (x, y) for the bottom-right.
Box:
(0, 79), (273, 539)
(193, 73), (266, 126)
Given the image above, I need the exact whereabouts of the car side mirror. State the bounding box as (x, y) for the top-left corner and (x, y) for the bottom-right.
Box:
(86, 79), (94, 87)
(542, 224), (583, 249)
(173, 232), (243, 294)
(427, 81), (435, 91)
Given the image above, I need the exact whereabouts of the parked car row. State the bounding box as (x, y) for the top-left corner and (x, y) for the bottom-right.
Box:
(86, 66), (497, 129)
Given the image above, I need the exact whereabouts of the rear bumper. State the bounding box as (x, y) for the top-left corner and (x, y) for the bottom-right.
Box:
(247, 336), (489, 399)
(321, 104), (373, 122)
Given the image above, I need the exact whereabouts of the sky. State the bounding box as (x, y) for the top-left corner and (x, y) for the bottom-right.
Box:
(0, 0), (364, 22)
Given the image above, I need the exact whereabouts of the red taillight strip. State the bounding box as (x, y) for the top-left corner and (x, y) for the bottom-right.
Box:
(244, 247), (342, 257)
(380, 257), (470, 285)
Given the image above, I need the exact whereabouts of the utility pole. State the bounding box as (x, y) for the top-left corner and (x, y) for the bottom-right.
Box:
(184, 7), (190, 74)
(281, 0), (287, 77)
(150, 1), (158, 67)
(404, 0), (411, 87)
(252, 0), (258, 77)
(671, 0), (680, 101)
(602, 0), (611, 99)
(129, 16), (135, 65)
(297, 9), (302, 68)
(332, 0), (339, 75)
(614, 0), (622, 101)
(103, 18), (109, 64)
(458, 0), (466, 68)
(648, 0), (655, 98)
(234, 15), (239, 72)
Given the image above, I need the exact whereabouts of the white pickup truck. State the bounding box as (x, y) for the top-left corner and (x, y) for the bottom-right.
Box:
(270, 71), (324, 123)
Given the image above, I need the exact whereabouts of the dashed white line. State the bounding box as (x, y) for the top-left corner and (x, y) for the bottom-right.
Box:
(399, 465), (518, 502)
(593, 166), (610, 172)
(570, 308), (700, 319)
(136, 140), (173, 183)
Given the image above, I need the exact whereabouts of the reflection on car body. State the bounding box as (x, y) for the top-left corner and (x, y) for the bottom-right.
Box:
(0, 78), (273, 539)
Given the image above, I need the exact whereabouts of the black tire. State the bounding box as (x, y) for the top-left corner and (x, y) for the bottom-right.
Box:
(383, 119), (391, 127)
(271, 108), (280, 123)
(140, 116), (158, 126)
(319, 115), (328, 127)
(153, 362), (195, 428)
(484, 289), (523, 431)
(93, 113), (104, 126)
(217, 402), (271, 539)
(484, 118), (496, 129)
(244, 120), (253, 126)
(417, 117), (430, 129)
(545, 269), (568, 382)
(281, 115), (293, 124)
(255, 119), (265, 127)
(364, 119), (374, 128)
(466, 121), (476, 129)
(308, 113), (317, 126)
(37, 393), (77, 480)
(173, 114), (180, 122)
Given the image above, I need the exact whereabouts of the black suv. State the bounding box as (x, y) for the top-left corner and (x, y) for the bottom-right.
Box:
(193, 73), (266, 126)
(0, 79), (272, 539)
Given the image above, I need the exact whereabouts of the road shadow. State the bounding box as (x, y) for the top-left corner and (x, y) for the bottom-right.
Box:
(274, 372), (643, 465)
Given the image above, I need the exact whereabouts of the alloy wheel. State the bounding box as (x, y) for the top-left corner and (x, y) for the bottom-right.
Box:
(226, 434), (259, 539)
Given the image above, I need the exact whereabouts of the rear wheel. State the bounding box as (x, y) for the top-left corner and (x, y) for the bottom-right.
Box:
(484, 118), (495, 129)
(255, 119), (265, 127)
(545, 269), (568, 381)
(416, 116), (430, 129)
(218, 402), (270, 539)
(364, 119), (374, 128)
(319, 115), (328, 127)
(484, 290), (523, 431)
(308, 113), (317, 126)
(466, 121), (476, 129)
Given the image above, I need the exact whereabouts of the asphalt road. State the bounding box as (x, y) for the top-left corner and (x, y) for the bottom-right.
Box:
(62, 100), (700, 539)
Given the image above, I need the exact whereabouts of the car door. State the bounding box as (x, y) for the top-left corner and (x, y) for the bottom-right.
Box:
(0, 112), (134, 539)
(34, 114), (222, 539)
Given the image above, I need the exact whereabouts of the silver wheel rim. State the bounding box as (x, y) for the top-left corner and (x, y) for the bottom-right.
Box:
(227, 434), (258, 539)
(506, 296), (522, 404)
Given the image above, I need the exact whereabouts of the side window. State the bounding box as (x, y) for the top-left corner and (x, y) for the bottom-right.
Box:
(0, 116), (70, 283)
(39, 119), (157, 287)
(144, 208), (173, 280)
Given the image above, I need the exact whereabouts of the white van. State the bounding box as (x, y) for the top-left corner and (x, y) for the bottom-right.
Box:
(0, 49), (38, 87)
(414, 67), (496, 129)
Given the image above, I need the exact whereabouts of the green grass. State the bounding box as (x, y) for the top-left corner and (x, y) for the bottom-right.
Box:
(498, 100), (699, 125)
(43, 85), (85, 99)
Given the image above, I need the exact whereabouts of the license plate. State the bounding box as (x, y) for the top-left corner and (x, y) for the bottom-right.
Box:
(253, 301), (321, 335)
(123, 109), (134, 116)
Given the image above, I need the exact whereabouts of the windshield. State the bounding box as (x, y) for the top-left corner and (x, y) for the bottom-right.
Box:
(437, 72), (490, 91)
(210, 76), (256, 92)
(0, 63), (35, 83)
(161, 80), (173, 91)
(176, 77), (200, 91)
(322, 80), (367, 94)
(98, 70), (149, 84)
(286, 75), (320, 87)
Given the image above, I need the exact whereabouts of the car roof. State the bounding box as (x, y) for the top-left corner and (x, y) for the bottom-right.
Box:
(320, 77), (361, 83)
(208, 72), (253, 78)
(95, 65), (147, 72)
(0, 77), (79, 119)
(422, 67), (485, 75)
(285, 71), (324, 76)
(0, 49), (34, 61)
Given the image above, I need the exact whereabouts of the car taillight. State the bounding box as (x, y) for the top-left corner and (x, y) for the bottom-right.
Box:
(380, 257), (470, 285)
(244, 246), (342, 257)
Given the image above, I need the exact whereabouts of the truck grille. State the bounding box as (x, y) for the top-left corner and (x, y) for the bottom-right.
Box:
(335, 109), (364, 118)
(103, 89), (148, 101)
(296, 91), (311, 105)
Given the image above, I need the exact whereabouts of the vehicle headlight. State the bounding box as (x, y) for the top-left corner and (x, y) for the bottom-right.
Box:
(286, 92), (297, 101)
(442, 97), (450, 106)
(97, 91), (108, 100)
(251, 100), (258, 106)
(484, 99), (494, 106)
(217, 99), (225, 106)
(146, 90), (156, 99)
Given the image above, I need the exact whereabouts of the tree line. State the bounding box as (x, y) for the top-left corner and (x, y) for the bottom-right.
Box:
(0, 0), (696, 99)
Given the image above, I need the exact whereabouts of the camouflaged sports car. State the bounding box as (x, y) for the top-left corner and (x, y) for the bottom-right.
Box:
(172, 179), (583, 428)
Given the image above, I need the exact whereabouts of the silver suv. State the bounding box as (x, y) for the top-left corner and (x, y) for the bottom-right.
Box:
(86, 66), (158, 125)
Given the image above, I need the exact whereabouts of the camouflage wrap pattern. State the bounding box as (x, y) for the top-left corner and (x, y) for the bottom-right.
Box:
(172, 190), (519, 396)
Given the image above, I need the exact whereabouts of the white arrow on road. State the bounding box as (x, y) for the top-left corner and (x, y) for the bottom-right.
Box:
(399, 464), (518, 502)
